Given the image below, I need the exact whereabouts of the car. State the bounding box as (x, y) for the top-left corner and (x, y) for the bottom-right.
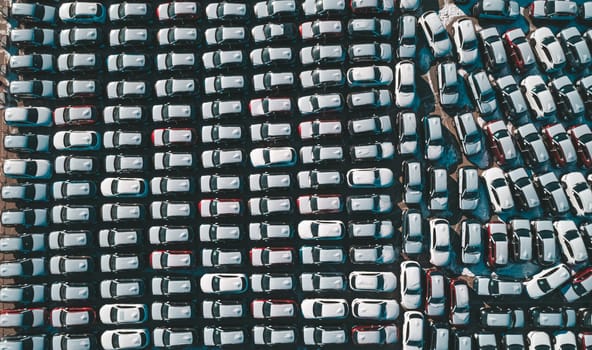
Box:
(152, 276), (193, 296)
(428, 167), (448, 211)
(478, 28), (508, 74)
(108, 2), (149, 22)
(429, 218), (451, 266)
(298, 119), (341, 140)
(514, 123), (549, 167)
(509, 219), (533, 262)
(59, 2), (105, 23)
(300, 69), (345, 90)
(542, 123), (576, 167)
(105, 155), (145, 173)
(53, 105), (98, 126)
(149, 225), (193, 245)
(200, 223), (241, 242)
(202, 174), (240, 192)
(418, 11), (452, 58)
(395, 112), (418, 156)
(251, 22), (296, 43)
(56, 79), (97, 99)
(151, 128), (196, 147)
(205, 1), (246, 20)
(4, 107), (53, 127)
(203, 75), (245, 95)
(250, 247), (294, 266)
(485, 221), (509, 267)
(49, 256), (92, 275)
(424, 115), (444, 160)
(10, 80), (54, 99)
(558, 27), (591, 71)
(402, 209), (423, 255)
(346, 168), (393, 188)
(480, 307), (525, 329)
(465, 70), (498, 117)
(425, 270), (446, 317)
(51, 205), (95, 225)
(529, 307), (576, 328)
(157, 52), (196, 72)
(346, 66), (393, 88)
(248, 197), (291, 216)
(437, 61), (459, 107)
(103, 105), (145, 124)
(1, 209), (47, 228)
(249, 97), (291, 118)
(154, 78), (196, 98)
(562, 172), (592, 216)
(301, 246), (345, 264)
(100, 329), (149, 350)
(473, 276), (523, 297)
(150, 201), (194, 220)
(484, 121), (518, 165)
(51, 307), (94, 328)
(494, 75), (529, 121)
(303, 326), (346, 345)
(0, 308), (45, 328)
(150, 250), (192, 270)
(11, 2), (56, 23)
(251, 299), (296, 319)
(10, 27), (55, 48)
(452, 18), (479, 67)
(473, 0), (519, 21)
(55, 155), (97, 175)
(297, 194), (341, 215)
(59, 27), (100, 48)
(153, 328), (196, 348)
(109, 28), (149, 47)
(100, 178), (147, 198)
(154, 152), (195, 171)
(548, 76), (585, 120)
(203, 327), (245, 347)
(204, 26), (246, 46)
(156, 1), (198, 21)
(450, 279), (470, 326)
(250, 47), (293, 67)
(351, 325), (397, 345)
(152, 104), (194, 123)
(395, 15), (417, 60)
(577, 74), (592, 115)
(530, 27), (566, 73)
(454, 112), (482, 156)
(152, 302), (193, 321)
(458, 167), (479, 211)
(0, 258), (45, 278)
(10, 53), (54, 73)
(297, 170), (341, 189)
(569, 124), (592, 168)
(250, 122), (290, 142)
(100, 279), (144, 299)
(250, 147), (296, 168)
(461, 220), (482, 264)
(0, 284), (45, 303)
(199, 198), (242, 217)
(350, 246), (395, 265)
(503, 28), (536, 73)
(348, 42), (393, 63)
(482, 167), (515, 213)
(297, 220), (344, 240)
(301, 299), (348, 320)
(554, 220), (588, 265)
(101, 253), (141, 273)
(529, 0), (577, 21)
(402, 311), (424, 350)
(106, 81), (148, 100)
(52, 180), (96, 200)
(346, 194), (392, 214)
(202, 149), (243, 168)
(351, 142), (394, 162)
(200, 273), (247, 294)
(103, 130), (143, 149)
(254, 0), (297, 18)
(506, 167), (540, 210)
(403, 161), (423, 205)
(3, 133), (50, 153)
(300, 145), (344, 164)
(2, 183), (48, 203)
(52, 334), (96, 350)
(348, 18), (391, 39)
(253, 72), (294, 92)
(532, 219), (558, 266)
(107, 53), (148, 73)
(202, 300), (244, 320)
(48, 231), (91, 251)
(400, 261), (422, 310)
(101, 203), (145, 222)
(347, 89), (393, 109)
(53, 130), (100, 151)
(393, 61), (416, 108)
(561, 266), (592, 302)
(524, 263), (571, 299)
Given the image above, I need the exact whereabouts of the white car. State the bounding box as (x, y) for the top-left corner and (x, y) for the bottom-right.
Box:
(351, 299), (399, 320)
(297, 170), (341, 188)
(249, 196), (292, 216)
(202, 300), (244, 319)
(346, 65), (393, 87)
(150, 250), (191, 269)
(252, 273), (294, 292)
(251, 299), (296, 319)
(402, 311), (424, 350)
(250, 122), (291, 142)
(99, 304), (148, 325)
(202, 50), (243, 70)
(300, 246), (344, 264)
(203, 327), (245, 347)
(99, 229), (139, 248)
(482, 167), (514, 213)
(300, 145), (343, 164)
(100, 329), (149, 350)
(202, 174), (240, 192)
(151, 302), (193, 321)
(201, 125), (241, 143)
(530, 27), (566, 73)
(200, 224), (241, 242)
(303, 326), (347, 346)
(300, 273), (345, 292)
(0, 234), (45, 253)
(249, 173), (290, 191)
(561, 172), (592, 216)
(429, 218), (451, 266)
(298, 120), (341, 139)
(199, 199), (241, 217)
(351, 142), (395, 161)
(346, 194), (392, 214)
(0, 258), (45, 278)
(553, 220), (588, 265)
(3, 159), (51, 179)
(346, 168), (393, 188)
(202, 249), (242, 267)
(349, 271), (397, 292)
(101, 203), (144, 222)
(300, 45), (344, 66)
(250, 147), (296, 168)
(418, 11), (452, 58)
(520, 75), (557, 120)
(300, 20), (342, 40)
(200, 273), (247, 294)
(49, 256), (91, 275)
(301, 299), (348, 319)
(298, 220), (344, 240)
(394, 61), (416, 108)
(153, 328), (195, 348)
(400, 261), (422, 310)
(201, 149), (243, 168)
(100, 178), (147, 198)
(4, 107), (52, 127)
(353, 325), (398, 345)
(452, 18), (479, 66)
(100, 254), (140, 272)
(297, 93), (344, 115)
(100, 279), (143, 299)
(249, 223), (291, 240)
(297, 194), (342, 214)
(250, 247), (294, 266)
(0, 284), (45, 303)
(524, 263), (571, 299)
(0, 308), (45, 328)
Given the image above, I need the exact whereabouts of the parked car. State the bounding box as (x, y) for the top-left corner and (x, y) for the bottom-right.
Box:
(524, 263), (571, 299)
(418, 11), (452, 58)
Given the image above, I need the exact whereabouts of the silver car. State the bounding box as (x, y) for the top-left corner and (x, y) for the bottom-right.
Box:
(99, 229), (139, 248)
(506, 167), (540, 210)
(201, 149), (243, 168)
(106, 81), (147, 100)
(429, 218), (451, 266)
(254, 0), (296, 19)
(202, 248), (242, 267)
(58, 28), (99, 48)
(154, 78), (196, 97)
(101, 203), (145, 222)
(400, 261), (422, 309)
(108, 2), (149, 22)
(495, 74), (528, 120)
(351, 298), (399, 320)
(10, 80), (54, 99)
(438, 61), (459, 107)
(153, 152), (195, 171)
(0, 234), (45, 253)
(253, 72), (294, 91)
(466, 69), (497, 116)
(153, 328), (195, 348)
(349, 271), (397, 291)
(461, 220), (482, 265)
(250, 47), (292, 67)
(200, 223), (241, 242)
(350, 245), (396, 264)
(4, 133), (50, 153)
(150, 201), (194, 220)
(48, 231), (90, 251)
(202, 300), (244, 319)
(0, 258), (45, 278)
(55, 155), (97, 175)
(249, 97), (291, 117)
(252, 22), (296, 42)
(298, 93), (343, 115)
(300, 68), (344, 89)
(56, 79), (97, 98)
(558, 27), (591, 71)
(203, 327), (245, 347)
(10, 28), (55, 48)
(349, 18), (392, 38)
(346, 168), (393, 188)
(250, 147), (296, 168)
(205, 1), (246, 19)
(51, 205), (94, 225)
(49, 256), (91, 275)
(50, 282), (90, 302)
(402, 209), (423, 255)
(152, 302), (193, 321)
(347, 66), (393, 87)
(299, 119), (341, 140)
(152, 104), (193, 122)
(303, 326), (347, 346)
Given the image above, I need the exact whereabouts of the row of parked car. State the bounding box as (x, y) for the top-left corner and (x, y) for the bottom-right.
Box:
(2, 306), (592, 348)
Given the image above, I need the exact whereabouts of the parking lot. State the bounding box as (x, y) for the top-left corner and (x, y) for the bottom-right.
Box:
(1, 0), (592, 348)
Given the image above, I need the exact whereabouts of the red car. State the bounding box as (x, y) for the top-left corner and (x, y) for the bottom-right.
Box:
(151, 128), (196, 147)
(251, 299), (297, 319)
(503, 28), (536, 73)
(568, 124), (592, 168)
(485, 222), (509, 267)
(484, 120), (517, 165)
(50, 307), (95, 328)
(542, 123), (577, 167)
